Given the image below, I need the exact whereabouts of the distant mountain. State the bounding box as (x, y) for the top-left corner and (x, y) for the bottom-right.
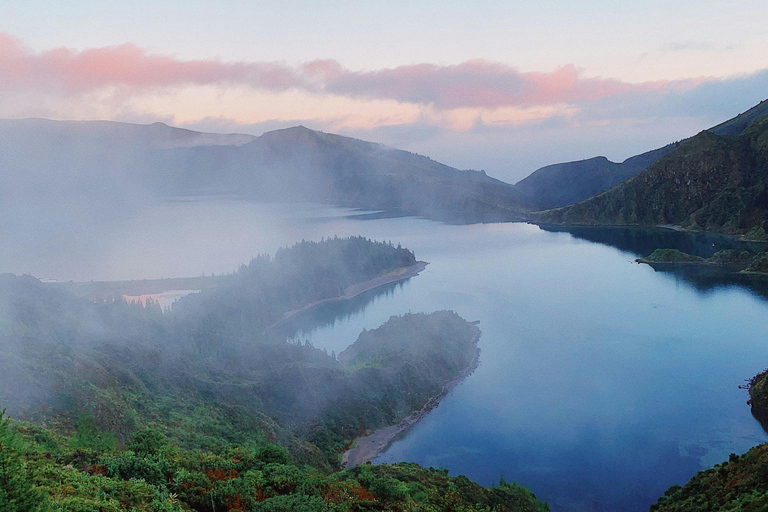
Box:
(143, 125), (530, 221)
(0, 119), (529, 223)
(515, 99), (768, 209)
(538, 114), (768, 240)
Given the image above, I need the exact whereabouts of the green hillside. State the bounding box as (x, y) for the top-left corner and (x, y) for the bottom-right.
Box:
(538, 115), (768, 239)
(0, 238), (548, 511)
(516, 100), (768, 209)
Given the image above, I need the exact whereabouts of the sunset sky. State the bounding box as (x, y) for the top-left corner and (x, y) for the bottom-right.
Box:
(2, 0), (768, 181)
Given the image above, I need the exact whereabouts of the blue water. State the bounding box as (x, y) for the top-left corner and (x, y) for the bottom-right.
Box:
(13, 200), (768, 512)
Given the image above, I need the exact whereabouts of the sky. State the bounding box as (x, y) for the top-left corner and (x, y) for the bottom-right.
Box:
(1, 0), (767, 182)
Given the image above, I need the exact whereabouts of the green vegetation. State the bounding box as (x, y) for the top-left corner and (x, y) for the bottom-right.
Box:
(650, 444), (768, 511)
(0, 237), (546, 511)
(744, 253), (768, 274)
(638, 248), (768, 275)
(518, 99), (768, 210)
(515, 149), (676, 210)
(638, 249), (705, 264)
(741, 368), (768, 414)
(539, 114), (768, 238)
(0, 416), (549, 511)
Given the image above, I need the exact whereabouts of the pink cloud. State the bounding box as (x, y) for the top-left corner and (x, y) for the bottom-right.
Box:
(0, 32), (703, 109)
(322, 61), (695, 109)
(0, 32), (303, 93)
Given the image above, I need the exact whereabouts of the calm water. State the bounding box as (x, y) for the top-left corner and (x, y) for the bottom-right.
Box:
(7, 199), (768, 512)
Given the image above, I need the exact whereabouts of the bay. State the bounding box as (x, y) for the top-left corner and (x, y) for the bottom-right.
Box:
(7, 198), (768, 512)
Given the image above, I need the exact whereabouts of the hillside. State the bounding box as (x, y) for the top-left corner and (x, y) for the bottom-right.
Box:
(537, 114), (768, 239)
(516, 100), (768, 209)
(0, 237), (549, 510)
(0, 413), (548, 512)
(0, 119), (529, 224)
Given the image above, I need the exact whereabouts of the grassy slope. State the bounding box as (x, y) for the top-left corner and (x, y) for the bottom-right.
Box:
(650, 445), (768, 512)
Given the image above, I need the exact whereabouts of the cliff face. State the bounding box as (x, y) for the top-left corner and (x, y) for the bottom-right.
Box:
(538, 116), (768, 239)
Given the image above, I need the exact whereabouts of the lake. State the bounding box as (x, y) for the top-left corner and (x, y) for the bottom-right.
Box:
(6, 198), (768, 512)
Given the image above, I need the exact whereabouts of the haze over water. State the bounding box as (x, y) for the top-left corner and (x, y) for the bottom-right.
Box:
(7, 198), (768, 512)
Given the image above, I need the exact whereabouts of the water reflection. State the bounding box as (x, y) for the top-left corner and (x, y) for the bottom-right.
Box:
(276, 280), (409, 346)
(540, 224), (768, 258)
(541, 225), (768, 302)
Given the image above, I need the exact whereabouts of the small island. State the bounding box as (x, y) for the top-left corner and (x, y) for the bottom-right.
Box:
(637, 248), (768, 275)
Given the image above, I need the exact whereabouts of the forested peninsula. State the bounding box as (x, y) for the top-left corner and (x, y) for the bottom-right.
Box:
(0, 237), (547, 511)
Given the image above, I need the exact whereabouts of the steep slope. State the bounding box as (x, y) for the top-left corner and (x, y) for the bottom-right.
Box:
(515, 100), (768, 209)
(538, 115), (768, 239)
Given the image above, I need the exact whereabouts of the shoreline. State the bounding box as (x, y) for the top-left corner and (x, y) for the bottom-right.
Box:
(535, 221), (768, 243)
(264, 261), (429, 334)
(341, 327), (481, 468)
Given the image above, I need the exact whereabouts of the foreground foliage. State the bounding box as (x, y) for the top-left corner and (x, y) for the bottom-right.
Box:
(0, 408), (549, 511)
(651, 445), (768, 512)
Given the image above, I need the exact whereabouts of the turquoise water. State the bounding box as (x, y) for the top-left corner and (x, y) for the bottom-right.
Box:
(11, 200), (768, 512)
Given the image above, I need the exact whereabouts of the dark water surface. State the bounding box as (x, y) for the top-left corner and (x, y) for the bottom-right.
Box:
(9, 200), (768, 512)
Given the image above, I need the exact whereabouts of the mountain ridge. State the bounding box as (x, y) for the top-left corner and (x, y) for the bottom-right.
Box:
(515, 99), (768, 209)
(537, 113), (768, 239)
(0, 118), (529, 223)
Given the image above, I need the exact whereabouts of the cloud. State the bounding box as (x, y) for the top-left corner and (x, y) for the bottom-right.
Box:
(0, 32), (699, 111)
(323, 61), (697, 110)
(0, 32), (304, 94)
(1, 30), (767, 163)
(658, 41), (734, 54)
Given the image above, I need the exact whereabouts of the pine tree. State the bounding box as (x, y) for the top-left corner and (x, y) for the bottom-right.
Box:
(0, 409), (46, 512)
